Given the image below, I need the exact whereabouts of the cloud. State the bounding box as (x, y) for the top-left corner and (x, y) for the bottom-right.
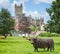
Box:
(25, 10), (48, 17)
(0, 0), (10, 8)
(24, 10), (49, 23)
(34, 0), (55, 4)
(0, 0), (50, 23)
(0, 0), (13, 15)
(24, 11), (39, 18)
(10, 0), (29, 16)
(15, 0), (29, 3)
(0, 0), (28, 16)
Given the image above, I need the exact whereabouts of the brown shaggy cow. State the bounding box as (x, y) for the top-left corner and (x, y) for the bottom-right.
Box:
(0, 36), (6, 39)
(29, 38), (54, 52)
(0, 34), (7, 39)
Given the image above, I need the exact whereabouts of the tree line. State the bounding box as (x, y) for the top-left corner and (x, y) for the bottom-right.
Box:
(46, 0), (60, 34)
(0, 0), (60, 36)
(0, 8), (14, 36)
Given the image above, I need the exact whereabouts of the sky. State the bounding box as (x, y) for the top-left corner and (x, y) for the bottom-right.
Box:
(0, 0), (55, 23)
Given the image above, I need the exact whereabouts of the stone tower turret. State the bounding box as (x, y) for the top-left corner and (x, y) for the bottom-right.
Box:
(15, 4), (23, 16)
(15, 4), (23, 31)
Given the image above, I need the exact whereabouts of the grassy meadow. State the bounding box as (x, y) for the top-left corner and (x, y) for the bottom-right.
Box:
(0, 36), (60, 54)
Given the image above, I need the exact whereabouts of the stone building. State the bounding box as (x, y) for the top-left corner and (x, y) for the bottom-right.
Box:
(14, 4), (45, 31)
(14, 4), (32, 31)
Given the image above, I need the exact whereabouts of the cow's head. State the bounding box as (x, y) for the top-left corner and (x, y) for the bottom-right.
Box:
(29, 38), (37, 44)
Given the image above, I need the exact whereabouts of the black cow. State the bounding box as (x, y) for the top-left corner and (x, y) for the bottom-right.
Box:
(29, 38), (54, 52)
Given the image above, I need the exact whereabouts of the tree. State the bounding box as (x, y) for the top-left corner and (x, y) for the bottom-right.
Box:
(29, 25), (40, 32)
(29, 25), (36, 31)
(46, 0), (60, 33)
(0, 8), (15, 35)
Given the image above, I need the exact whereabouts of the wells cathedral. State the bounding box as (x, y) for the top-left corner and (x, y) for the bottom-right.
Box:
(14, 4), (45, 32)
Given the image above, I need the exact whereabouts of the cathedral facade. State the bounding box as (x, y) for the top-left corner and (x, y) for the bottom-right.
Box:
(14, 4), (45, 31)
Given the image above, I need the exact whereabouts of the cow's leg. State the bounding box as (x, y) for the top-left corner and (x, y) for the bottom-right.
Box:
(44, 48), (45, 51)
(47, 47), (49, 51)
(34, 48), (38, 52)
(36, 48), (38, 52)
(34, 48), (36, 52)
(50, 48), (52, 51)
(50, 45), (54, 51)
(51, 44), (54, 51)
(52, 45), (54, 51)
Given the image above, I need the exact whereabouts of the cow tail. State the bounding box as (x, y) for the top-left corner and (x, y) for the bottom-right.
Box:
(53, 40), (54, 51)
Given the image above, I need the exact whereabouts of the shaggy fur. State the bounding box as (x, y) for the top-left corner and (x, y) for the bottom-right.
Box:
(29, 38), (54, 52)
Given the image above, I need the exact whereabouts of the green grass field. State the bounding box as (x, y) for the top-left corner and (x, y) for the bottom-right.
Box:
(0, 36), (60, 54)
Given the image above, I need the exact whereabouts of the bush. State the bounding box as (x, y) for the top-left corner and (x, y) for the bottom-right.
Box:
(39, 32), (59, 37)
(51, 33), (59, 37)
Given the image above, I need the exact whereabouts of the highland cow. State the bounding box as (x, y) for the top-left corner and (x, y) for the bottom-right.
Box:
(0, 34), (7, 39)
(29, 38), (54, 52)
(0, 36), (6, 39)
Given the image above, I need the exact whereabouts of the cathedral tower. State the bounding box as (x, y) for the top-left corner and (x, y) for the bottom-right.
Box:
(15, 4), (23, 16)
(15, 4), (23, 31)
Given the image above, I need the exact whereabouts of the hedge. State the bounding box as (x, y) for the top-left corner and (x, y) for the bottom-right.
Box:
(39, 32), (59, 37)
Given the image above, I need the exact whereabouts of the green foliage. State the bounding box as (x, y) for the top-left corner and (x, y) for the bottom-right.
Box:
(39, 32), (50, 37)
(29, 25), (36, 31)
(29, 25), (40, 32)
(0, 36), (60, 54)
(39, 32), (59, 37)
(0, 8), (15, 35)
(46, 0), (60, 33)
